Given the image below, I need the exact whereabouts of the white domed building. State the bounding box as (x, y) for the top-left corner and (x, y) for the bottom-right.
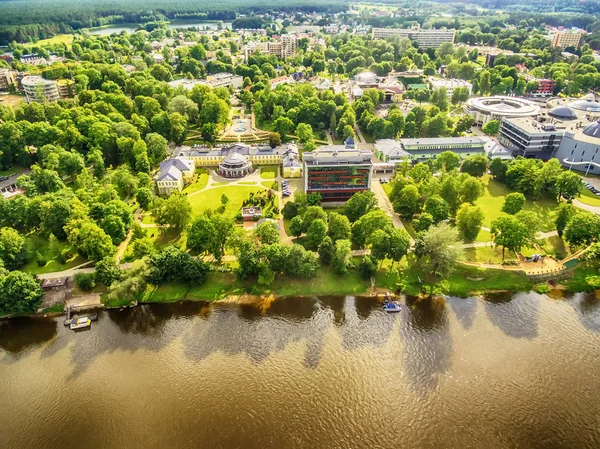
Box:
(218, 151), (253, 178)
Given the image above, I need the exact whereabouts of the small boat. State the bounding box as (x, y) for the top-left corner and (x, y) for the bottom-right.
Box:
(69, 316), (91, 330)
(383, 301), (402, 313)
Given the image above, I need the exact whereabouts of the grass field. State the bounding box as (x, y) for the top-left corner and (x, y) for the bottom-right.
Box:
(578, 188), (600, 207)
(462, 245), (517, 264)
(21, 235), (86, 275)
(122, 227), (186, 262)
(142, 267), (371, 302)
(260, 166), (278, 179)
(182, 168), (209, 195)
(475, 176), (559, 232)
(375, 259), (532, 297)
(262, 181), (278, 190)
(38, 34), (75, 45)
(187, 185), (278, 218)
(0, 94), (25, 109)
(539, 235), (571, 260)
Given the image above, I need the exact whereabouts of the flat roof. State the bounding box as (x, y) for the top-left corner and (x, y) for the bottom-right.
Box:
(399, 137), (486, 146)
(467, 96), (541, 117)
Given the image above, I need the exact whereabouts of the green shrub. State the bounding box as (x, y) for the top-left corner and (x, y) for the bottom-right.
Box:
(533, 283), (551, 294)
(75, 273), (95, 292)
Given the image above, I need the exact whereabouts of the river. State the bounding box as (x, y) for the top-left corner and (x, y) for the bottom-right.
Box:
(91, 21), (232, 36)
(1, 292), (600, 449)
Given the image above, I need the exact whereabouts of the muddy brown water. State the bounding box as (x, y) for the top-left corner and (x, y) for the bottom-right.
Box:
(1, 292), (600, 449)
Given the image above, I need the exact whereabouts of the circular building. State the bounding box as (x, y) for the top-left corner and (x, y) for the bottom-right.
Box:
(466, 96), (541, 125)
(568, 98), (600, 113)
(582, 120), (600, 138)
(548, 105), (578, 120)
(218, 152), (253, 178)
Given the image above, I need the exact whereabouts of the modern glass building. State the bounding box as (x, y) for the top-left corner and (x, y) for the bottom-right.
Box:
(302, 146), (373, 202)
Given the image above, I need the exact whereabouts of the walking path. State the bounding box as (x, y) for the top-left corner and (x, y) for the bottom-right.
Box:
(371, 179), (414, 244)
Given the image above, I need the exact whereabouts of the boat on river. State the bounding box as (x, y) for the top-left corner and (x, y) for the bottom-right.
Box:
(69, 316), (92, 330)
(383, 293), (402, 313)
(383, 302), (402, 313)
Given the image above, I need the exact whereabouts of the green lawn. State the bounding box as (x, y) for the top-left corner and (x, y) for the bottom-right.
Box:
(375, 260), (532, 297)
(260, 166), (278, 179)
(187, 185), (277, 218)
(462, 245), (517, 264)
(578, 188), (600, 207)
(560, 262), (600, 292)
(475, 176), (559, 232)
(0, 165), (27, 177)
(475, 229), (492, 243)
(21, 235), (86, 275)
(142, 268), (371, 302)
(182, 168), (209, 195)
(262, 181), (278, 190)
(238, 181), (257, 185)
(141, 214), (155, 224)
(38, 34), (75, 45)
(539, 235), (571, 260)
(122, 228), (186, 262)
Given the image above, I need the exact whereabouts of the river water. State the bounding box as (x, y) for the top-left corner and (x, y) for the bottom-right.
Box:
(1, 292), (600, 449)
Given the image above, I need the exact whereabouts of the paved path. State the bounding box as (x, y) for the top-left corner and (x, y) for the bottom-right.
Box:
(370, 179), (414, 244)
(573, 198), (600, 214)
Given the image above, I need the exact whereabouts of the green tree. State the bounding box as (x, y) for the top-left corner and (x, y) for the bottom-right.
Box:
(254, 221), (280, 245)
(564, 213), (600, 248)
(459, 176), (483, 204)
(0, 227), (27, 270)
(416, 223), (463, 276)
(351, 210), (393, 247)
(67, 220), (114, 262)
(318, 236), (335, 265)
(555, 203), (575, 237)
(136, 187), (154, 210)
(394, 184), (420, 218)
(0, 270), (43, 315)
(289, 216), (304, 238)
(273, 116), (294, 139)
(296, 123), (314, 143)
(302, 206), (328, 232)
(482, 120), (499, 136)
(436, 151), (460, 171)
(95, 257), (121, 286)
(502, 192), (526, 215)
(491, 215), (530, 260)
(358, 255), (377, 280)
(327, 212), (351, 241)
(555, 171), (582, 202)
(461, 154), (488, 177)
(344, 190), (377, 222)
(456, 203), (484, 241)
(153, 194), (192, 233)
(201, 123), (218, 144)
(332, 239), (352, 274)
(424, 195), (450, 223)
(306, 218), (328, 249)
(269, 132), (282, 148)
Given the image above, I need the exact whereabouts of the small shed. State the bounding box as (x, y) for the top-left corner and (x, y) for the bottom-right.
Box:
(241, 207), (263, 221)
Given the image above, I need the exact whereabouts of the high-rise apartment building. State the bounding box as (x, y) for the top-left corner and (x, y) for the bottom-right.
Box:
(372, 27), (455, 49)
(21, 75), (59, 103)
(552, 32), (582, 49)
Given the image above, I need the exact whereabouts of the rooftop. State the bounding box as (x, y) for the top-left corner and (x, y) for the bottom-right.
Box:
(303, 147), (373, 166)
(399, 137), (486, 147)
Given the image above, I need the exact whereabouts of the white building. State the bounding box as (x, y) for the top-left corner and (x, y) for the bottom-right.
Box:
(429, 77), (472, 98)
(21, 75), (59, 103)
(155, 158), (195, 196)
(371, 27), (455, 49)
(206, 73), (243, 90)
